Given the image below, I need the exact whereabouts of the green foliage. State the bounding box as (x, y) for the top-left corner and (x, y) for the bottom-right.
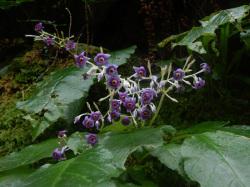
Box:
(181, 131), (250, 187)
(0, 0), (34, 9)
(0, 139), (57, 172)
(0, 126), (167, 186)
(17, 66), (94, 140)
(152, 123), (250, 187)
(158, 5), (250, 54)
(16, 46), (136, 141)
(1, 121), (250, 187)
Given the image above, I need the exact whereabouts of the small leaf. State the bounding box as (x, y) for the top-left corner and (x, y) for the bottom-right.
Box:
(109, 45), (137, 66)
(67, 132), (88, 155)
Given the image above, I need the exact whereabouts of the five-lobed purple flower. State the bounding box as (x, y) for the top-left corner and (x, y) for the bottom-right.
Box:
(57, 130), (67, 138)
(106, 64), (118, 76)
(82, 116), (95, 128)
(173, 68), (185, 81)
(110, 110), (120, 121)
(107, 76), (121, 89)
(133, 66), (146, 78)
(74, 52), (89, 68)
(52, 148), (64, 161)
(139, 106), (152, 120)
(200, 63), (211, 73)
(90, 111), (102, 122)
(140, 88), (156, 105)
(121, 116), (131, 126)
(193, 77), (205, 89)
(34, 22), (44, 32)
(85, 133), (98, 145)
(123, 97), (136, 112)
(118, 92), (128, 103)
(65, 40), (76, 51)
(44, 37), (54, 46)
(94, 53), (111, 66)
(111, 99), (121, 111)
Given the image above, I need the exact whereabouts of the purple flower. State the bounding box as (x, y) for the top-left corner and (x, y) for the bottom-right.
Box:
(139, 106), (152, 120)
(140, 88), (156, 105)
(90, 111), (102, 122)
(111, 99), (121, 111)
(82, 116), (94, 128)
(65, 40), (76, 51)
(121, 116), (131, 126)
(200, 63), (211, 73)
(74, 52), (89, 68)
(118, 92), (128, 103)
(193, 77), (205, 89)
(173, 68), (185, 81)
(107, 76), (121, 89)
(34, 22), (44, 32)
(85, 133), (98, 145)
(44, 37), (54, 46)
(110, 110), (120, 121)
(94, 53), (110, 66)
(57, 130), (67, 138)
(133, 66), (146, 78)
(106, 64), (118, 76)
(52, 148), (64, 161)
(123, 97), (136, 112)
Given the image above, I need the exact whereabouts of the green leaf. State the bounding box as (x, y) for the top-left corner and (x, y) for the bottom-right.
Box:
(17, 66), (94, 140)
(0, 139), (57, 172)
(151, 143), (184, 176)
(177, 121), (229, 135)
(222, 125), (250, 137)
(182, 131), (250, 187)
(109, 45), (137, 66)
(99, 127), (165, 168)
(159, 5), (250, 54)
(0, 167), (34, 187)
(22, 148), (118, 187)
(18, 127), (166, 186)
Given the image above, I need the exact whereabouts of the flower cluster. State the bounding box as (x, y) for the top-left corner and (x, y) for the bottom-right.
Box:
(73, 49), (211, 141)
(27, 22), (76, 52)
(30, 22), (210, 157)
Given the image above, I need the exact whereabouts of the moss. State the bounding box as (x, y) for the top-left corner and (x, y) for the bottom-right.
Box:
(0, 44), (75, 156)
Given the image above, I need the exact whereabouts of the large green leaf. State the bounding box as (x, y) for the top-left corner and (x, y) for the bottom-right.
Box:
(182, 131), (250, 187)
(22, 148), (118, 187)
(12, 127), (167, 186)
(159, 5), (250, 54)
(17, 67), (94, 140)
(0, 139), (57, 172)
(0, 167), (34, 187)
(153, 131), (250, 187)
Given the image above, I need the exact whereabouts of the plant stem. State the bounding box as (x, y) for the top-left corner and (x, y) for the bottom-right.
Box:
(149, 92), (165, 126)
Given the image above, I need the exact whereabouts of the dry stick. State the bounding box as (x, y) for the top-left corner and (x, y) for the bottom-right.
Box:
(65, 8), (72, 37)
